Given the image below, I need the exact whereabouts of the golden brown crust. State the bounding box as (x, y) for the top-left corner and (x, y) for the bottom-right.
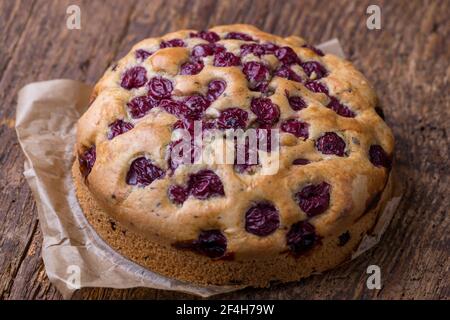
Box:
(73, 161), (394, 286)
(74, 24), (394, 261)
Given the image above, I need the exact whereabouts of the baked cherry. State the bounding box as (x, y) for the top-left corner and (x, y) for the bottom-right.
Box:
(159, 99), (191, 119)
(190, 30), (220, 43)
(301, 61), (328, 79)
(206, 80), (226, 101)
(305, 81), (328, 94)
(316, 132), (346, 156)
(213, 51), (241, 67)
(295, 182), (331, 217)
(79, 146), (96, 178)
(245, 202), (280, 236)
(302, 44), (324, 56)
(127, 95), (158, 118)
(192, 43), (224, 57)
(168, 185), (188, 205)
(120, 66), (148, 90)
(275, 46), (300, 65)
(194, 230), (227, 258)
(187, 170), (225, 199)
(250, 97), (280, 126)
(274, 65), (302, 82)
(241, 43), (265, 57)
(281, 119), (309, 139)
(160, 38), (185, 48)
(369, 145), (391, 168)
(148, 77), (173, 99)
(184, 95), (210, 119)
(261, 42), (280, 54)
(327, 97), (356, 118)
(286, 221), (319, 255)
(126, 157), (165, 187)
(180, 59), (204, 75)
(108, 119), (134, 140)
(225, 32), (254, 41)
(168, 139), (198, 171)
(286, 92), (307, 111)
(243, 61), (270, 92)
(216, 108), (248, 129)
(135, 49), (153, 61)
(292, 158), (310, 165)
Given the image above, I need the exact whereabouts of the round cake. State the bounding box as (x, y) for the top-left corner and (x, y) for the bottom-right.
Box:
(73, 24), (394, 287)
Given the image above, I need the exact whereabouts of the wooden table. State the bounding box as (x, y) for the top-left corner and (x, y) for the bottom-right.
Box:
(0, 0), (448, 300)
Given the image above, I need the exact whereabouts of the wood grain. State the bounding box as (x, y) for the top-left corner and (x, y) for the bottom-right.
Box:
(0, 0), (448, 300)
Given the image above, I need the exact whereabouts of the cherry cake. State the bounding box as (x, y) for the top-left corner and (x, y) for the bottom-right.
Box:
(73, 24), (394, 287)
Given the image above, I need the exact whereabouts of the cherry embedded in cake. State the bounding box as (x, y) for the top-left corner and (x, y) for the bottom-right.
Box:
(281, 119), (309, 139)
(108, 119), (134, 140)
(287, 221), (320, 255)
(121, 66), (148, 90)
(295, 182), (331, 217)
(216, 108), (248, 130)
(148, 77), (173, 99)
(206, 80), (226, 101)
(245, 202), (280, 236)
(250, 97), (280, 125)
(74, 24), (395, 288)
(180, 59), (204, 75)
(316, 132), (346, 156)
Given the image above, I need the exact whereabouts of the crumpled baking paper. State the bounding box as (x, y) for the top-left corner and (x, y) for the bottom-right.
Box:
(15, 39), (402, 299)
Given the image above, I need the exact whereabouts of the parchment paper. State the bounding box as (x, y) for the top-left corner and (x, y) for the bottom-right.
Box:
(15, 39), (402, 299)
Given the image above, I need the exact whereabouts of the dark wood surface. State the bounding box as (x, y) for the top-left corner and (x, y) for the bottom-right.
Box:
(0, 0), (448, 300)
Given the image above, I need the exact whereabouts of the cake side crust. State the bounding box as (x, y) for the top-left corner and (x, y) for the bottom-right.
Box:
(72, 160), (394, 287)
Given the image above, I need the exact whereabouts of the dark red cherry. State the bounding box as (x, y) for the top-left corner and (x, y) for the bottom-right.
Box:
(275, 46), (300, 65)
(108, 119), (134, 140)
(187, 170), (225, 199)
(168, 185), (188, 205)
(213, 51), (241, 67)
(225, 32), (254, 41)
(245, 202), (280, 236)
(274, 65), (302, 82)
(327, 97), (356, 118)
(369, 145), (391, 168)
(160, 38), (185, 48)
(180, 59), (204, 75)
(286, 221), (319, 255)
(302, 44), (324, 56)
(301, 61), (328, 79)
(316, 132), (346, 156)
(135, 49), (153, 61)
(121, 66), (147, 90)
(305, 81), (328, 94)
(243, 61), (270, 92)
(206, 80), (226, 101)
(216, 108), (248, 129)
(148, 77), (173, 99)
(126, 157), (165, 187)
(250, 98), (280, 126)
(281, 119), (309, 139)
(295, 182), (331, 217)
(189, 30), (220, 43)
(194, 230), (227, 258)
(127, 95), (158, 119)
(79, 146), (96, 178)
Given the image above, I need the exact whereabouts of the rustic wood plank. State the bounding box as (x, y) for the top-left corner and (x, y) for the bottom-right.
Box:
(0, 0), (448, 300)
(0, 0), (138, 300)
